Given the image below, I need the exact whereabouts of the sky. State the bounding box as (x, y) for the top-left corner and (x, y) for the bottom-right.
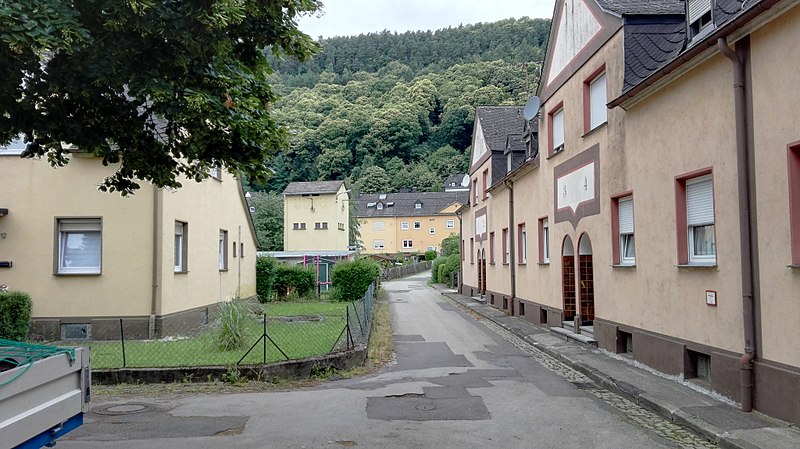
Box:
(297, 0), (556, 39)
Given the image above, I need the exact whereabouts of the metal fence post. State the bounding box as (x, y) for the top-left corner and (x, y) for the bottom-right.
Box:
(263, 315), (267, 365)
(119, 318), (126, 368)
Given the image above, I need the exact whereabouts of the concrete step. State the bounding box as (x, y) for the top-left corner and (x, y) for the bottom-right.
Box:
(551, 326), (598, 347)
(471, 296), (486, 304)
(580, 325), (594, 337)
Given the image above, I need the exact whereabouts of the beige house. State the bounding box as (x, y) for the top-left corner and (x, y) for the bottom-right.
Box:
(355, 192), (466, 255)
(0, 143), (258, 340)
(282, 181), (350, 252)
(461, 0), (800, 425)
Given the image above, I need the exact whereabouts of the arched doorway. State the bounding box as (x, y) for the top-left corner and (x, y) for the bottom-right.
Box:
(561, 236), (576, 321)
(578, 234), (595, 324)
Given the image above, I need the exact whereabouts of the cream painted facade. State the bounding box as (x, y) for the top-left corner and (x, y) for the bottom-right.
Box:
(359, 207), (461, 255)
(0, 153), (257, 339)
(460, 0), (800, 425)
(283, 182), (350, 252)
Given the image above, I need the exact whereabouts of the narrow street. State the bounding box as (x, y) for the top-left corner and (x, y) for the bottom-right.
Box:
(61, 272), (714, 448)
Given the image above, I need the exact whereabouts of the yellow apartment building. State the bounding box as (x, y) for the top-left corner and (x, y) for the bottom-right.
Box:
(282, 181), (350, 251)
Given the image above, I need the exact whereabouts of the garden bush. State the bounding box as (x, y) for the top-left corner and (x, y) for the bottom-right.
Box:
(273, 264), (316, 299)
(424, 250), (437, 261)
(330, 257), (380, 302)
(438, 254), (460, 286)
(0, 290), (32, 341)
(431, 256), (447, 283)
(255, 257), (277, 303)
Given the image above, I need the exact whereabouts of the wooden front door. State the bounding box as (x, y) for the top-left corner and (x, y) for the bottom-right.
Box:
(579, 254), (595, 322)
(562, 255), (576, 320)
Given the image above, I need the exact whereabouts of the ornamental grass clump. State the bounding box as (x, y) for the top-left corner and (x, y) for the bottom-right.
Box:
(214, 299), (256, 351)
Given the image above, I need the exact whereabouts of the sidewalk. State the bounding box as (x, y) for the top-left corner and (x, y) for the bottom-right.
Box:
(432, 284), (800, 449)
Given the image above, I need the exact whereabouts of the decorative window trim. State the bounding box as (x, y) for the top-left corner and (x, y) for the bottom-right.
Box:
(518, 223), (527, 264)
(789, 141), (800, 265)
(489, 231), (496, 264)
(538, 217), (549, 264)
(611, 192), (635, 265)
(446, 219), (455, 229)
(174, 221), (188, 273)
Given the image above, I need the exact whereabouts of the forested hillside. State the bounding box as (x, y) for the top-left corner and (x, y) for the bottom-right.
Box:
(253, 17), (550, 194)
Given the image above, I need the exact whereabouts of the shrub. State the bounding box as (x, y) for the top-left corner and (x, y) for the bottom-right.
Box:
(439, 254), (460, 286)
(441, 233), (460, 257)
(214, 299), (256, 351)
(255, 257), (277, 303)
(330, 257), (380, 302)
(424, 250), (437, 261)
(0, 291), (32, 341)
(273, 264), (316, 299)
(431, 256), (447, 283)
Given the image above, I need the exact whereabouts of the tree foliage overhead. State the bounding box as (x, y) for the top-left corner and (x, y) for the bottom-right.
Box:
(0, 0), (321, 195)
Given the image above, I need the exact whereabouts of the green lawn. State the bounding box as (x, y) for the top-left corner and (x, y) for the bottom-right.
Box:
(89, 302), (349, 369)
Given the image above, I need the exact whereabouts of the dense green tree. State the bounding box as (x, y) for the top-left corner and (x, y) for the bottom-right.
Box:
(249, 192), (284, 251)
(425, 145), (468, 179)
(355, 166), (391, 194)
(1, 0), (321, 195)
(317, 145), (352, 181)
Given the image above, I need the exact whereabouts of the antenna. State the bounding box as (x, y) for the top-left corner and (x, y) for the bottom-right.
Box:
(522, 96), (540, 121)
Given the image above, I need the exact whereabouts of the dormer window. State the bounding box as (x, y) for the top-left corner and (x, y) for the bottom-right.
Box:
(367, 202), (376, 208)
(688, 0), (713, 40)
(377, 202), (384, 210)
(415, 201), (422, 209)
(507, 153), (512, 173)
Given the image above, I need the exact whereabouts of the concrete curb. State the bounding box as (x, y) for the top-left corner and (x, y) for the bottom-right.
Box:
(438, 289), (760, 449)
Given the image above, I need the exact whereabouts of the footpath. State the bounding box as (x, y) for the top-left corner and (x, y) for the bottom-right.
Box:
(432, 284), (800, 449)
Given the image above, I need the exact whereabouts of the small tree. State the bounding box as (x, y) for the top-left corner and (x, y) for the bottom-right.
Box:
(441, 233), (460, 256)
(0, 290), (32, 341)
(424, 250), (437, 261)
(273, 264), (316, 300)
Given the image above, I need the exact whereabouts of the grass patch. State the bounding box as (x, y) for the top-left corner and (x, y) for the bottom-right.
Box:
(89, 302), (350, 369)
(337, 288), (394, 378)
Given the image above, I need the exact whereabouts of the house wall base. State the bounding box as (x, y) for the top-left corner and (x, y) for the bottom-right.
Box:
(595, 318), (800, 426)
(30, 301), (225, 341)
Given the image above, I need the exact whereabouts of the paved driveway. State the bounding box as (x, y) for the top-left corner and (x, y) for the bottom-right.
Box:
(61, 272), (712, 448)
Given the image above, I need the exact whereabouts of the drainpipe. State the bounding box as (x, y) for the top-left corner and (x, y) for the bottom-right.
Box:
(505, 180), (516, 315)
(456, 209), (463, 292)
(718, 37), (757, 413)
(150, 187), (163, 340)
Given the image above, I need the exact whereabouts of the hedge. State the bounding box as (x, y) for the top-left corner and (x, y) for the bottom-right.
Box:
(431, 256), (447, 283)
(330, 258), (380, 302)
(255, 257), (278, 302)
(273, 264), (316, 299)
(0, 291), (32, 341)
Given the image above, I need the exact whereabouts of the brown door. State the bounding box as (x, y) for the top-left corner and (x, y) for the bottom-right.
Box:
(562, 255), (576, 320)
(481, 250), (487, 294)
(579, 254), (595, 322)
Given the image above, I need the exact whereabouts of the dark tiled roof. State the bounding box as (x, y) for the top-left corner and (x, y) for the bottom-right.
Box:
(623, 15), (686, 93)
(354, 191), (467, 218)
(596, 0), (684, 15)
(505, 134), (526, 154)
(283, 180), (344, 195)
(475, 106), (526, 153)
(443, 173), (470, 190)
(714, 0), (746, 30)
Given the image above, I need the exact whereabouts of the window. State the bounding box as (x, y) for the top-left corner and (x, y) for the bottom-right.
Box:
(688, 0), (713, 39)
(462, 239), (465, 261)
(507, 153), (513, 173)
(502, 228), (509, 264)
(377, 202), (384, 210)
(57, 218), (101, 274)
(426, 246), (438, 252)
(401, 221), (409, 230)
(489, 232), (496, 264)
(614, 196), (635, 265)
(240, 242), (244, 258)
(518, 223), (527, 264)
(402, 240), (413, 249)
(429, 227), (436, 235)
(415, 202), (422, 209)
(210, 166), (222, 180)
(322, 222), (328, 229)
(233, 240), (237, 258)
(446, 219), (455, 229)
(373, 240), (385, 250)
(482, 170), (489, 199)
(338, 222), (345, 231)
(372, 221), (385, 231)
(174, 221), (188, 272)
(586, 70), (607, 131)
(218, 230), (228, 270)
(413, 221), (421, 229)
(549, 103), (565, 155)
(473, 178), (478, 204)
(676, 172), (715, 265)
(790, 142), (800, 265)
(539, 217), (550, 263)
(292, 222), (306, 230)
(470, 238), (474, 264)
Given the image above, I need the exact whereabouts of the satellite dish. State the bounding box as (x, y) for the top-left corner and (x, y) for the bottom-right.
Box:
(522, 96), (540, 121)
(461, 174), (470, 187)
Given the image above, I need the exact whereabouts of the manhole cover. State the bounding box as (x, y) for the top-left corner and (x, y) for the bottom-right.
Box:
(415, 404), (437, 411)
(94, 403), (152, 415)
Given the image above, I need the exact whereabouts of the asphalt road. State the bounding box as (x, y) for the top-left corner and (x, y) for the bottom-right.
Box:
(60, 272), (710, 448)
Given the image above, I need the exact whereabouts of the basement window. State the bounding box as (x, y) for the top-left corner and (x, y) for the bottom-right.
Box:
(686, 349), (711, 382)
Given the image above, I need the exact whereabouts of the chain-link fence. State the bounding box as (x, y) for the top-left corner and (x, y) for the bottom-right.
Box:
(82, 281), (378, 370)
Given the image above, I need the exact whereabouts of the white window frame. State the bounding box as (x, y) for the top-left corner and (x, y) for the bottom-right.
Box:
(174, 221), (188, 272)
(57, 218), (102, 275)
(377, 203), (384, 210)
(426, 246), (438, 252)
(373, 239), (385, 250)
(413, 221), (421, 229)
(402, 239), (413, 249)
(446, 219), (455, 229)
(542, 218), (550, 264)
(401, 221), (409, 230)
(415, 203), (422, 209)
(219, 230), (228, 270)
(589, 72), (607, 130)
(520, 224), (527, 264)
(429, 227), (436, 235)
(552, 109), (565, 150)
(618, 196), (635, 265)
(686, 175), (716, 264)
